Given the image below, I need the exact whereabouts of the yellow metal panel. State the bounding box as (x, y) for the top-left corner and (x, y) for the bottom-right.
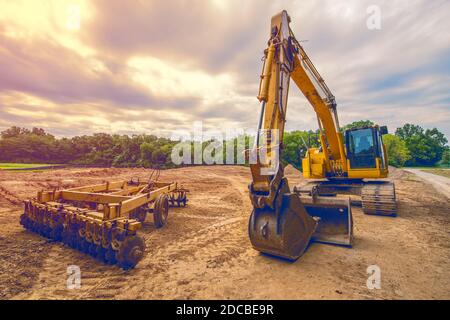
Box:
(120, 182), (177, 214)
(302, 158), (311, 178)
(61, 191), (132, 203)
(347, 169), (387, 179)
(67, 181), (125, 193)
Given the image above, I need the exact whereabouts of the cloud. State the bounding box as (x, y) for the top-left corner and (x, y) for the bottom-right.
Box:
(0, 31), (155, 105)
(0, 0), (449, 138)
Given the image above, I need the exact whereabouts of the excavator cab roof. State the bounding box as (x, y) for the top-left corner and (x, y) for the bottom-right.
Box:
(344, 125), (388, 135)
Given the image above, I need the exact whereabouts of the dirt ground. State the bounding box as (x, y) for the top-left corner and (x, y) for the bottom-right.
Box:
(404, 169), (450, 199)
(0, 165), (449, 300)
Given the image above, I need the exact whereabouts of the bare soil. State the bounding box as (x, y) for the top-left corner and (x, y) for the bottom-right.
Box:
(421, 169), (450, 179)
(0, 166), (448, 300)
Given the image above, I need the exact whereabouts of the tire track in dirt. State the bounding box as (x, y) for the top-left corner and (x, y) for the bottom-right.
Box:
(0, 185), (22, 206)
(77, 173), (252, 299)
(111, 173), (251, 299)
(13, 242), (116, 299)
(119, 174), (253, 299)
(76, 217), (245, 299)
(79, 226), (240, 299)
(14, 171), (251, 299)
(145, 225), (250, 298)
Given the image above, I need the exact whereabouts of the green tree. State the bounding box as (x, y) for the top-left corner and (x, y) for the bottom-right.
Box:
(0, 127), (58, 163)
(395, 124), (448, 166)
(341, 120), (375, 132)
(1, 126), (30, 138)
(382, 134), (411, 167)
(282, 131), (320, 170)
(139, 142), (156, 167)
(152, 144), (171, 165)
(439, 147), (450, 168)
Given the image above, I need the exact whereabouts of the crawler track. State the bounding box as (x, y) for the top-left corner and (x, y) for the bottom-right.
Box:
(361, 182), (397, 216)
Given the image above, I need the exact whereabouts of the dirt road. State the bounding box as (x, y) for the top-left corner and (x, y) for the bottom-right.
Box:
(404, 169), (450, 199)
(0, 166), (449, 300)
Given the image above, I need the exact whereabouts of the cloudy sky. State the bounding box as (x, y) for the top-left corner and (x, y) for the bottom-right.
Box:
(0, 0), (449, 138)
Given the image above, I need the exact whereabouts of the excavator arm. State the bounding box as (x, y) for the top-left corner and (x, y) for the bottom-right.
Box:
(291, 40), (348, 177)
(248, 11), (353, 260)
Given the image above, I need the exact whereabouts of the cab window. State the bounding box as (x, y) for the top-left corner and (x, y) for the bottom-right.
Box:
(346, 128), (376, 168)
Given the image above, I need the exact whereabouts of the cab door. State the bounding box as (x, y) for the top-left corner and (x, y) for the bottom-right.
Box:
(345, 128), (377, 169)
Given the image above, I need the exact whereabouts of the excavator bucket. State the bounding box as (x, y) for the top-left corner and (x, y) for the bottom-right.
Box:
(249, 176), (353, 260)
(248, 177), (320, 260)
(303, 197), (353, 247)
(249, 192), (318, 260)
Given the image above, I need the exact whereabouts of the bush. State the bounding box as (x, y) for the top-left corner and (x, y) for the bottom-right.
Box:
(382, 134), (411, 167)
(395, 124), (448, 166)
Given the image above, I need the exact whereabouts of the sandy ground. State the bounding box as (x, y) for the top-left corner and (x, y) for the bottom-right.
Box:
(0, 165), (449, 300)
(403, 169), (450, 199)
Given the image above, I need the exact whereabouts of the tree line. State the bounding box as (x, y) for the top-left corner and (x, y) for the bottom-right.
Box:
(284, 120), (449, 168)
(0, 122), (448, 169)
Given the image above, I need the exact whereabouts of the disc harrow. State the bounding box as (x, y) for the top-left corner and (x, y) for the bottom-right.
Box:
(20, 179), (188, 269)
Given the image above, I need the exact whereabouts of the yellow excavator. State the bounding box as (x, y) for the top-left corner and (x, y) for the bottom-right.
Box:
(248, 10), (397, 260)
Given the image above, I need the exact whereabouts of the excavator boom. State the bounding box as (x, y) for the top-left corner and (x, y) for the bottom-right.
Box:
(248, 11), (353, 260)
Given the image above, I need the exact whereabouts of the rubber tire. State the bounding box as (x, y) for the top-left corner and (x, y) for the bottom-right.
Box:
(153, 195), (169, 229)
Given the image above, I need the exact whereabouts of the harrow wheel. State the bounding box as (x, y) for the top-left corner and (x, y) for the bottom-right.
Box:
(95, 246), (107, 262)
(169, 191), (188, 207)
(154, 194), (169, 228)
(79, 239), (90, 253)
(62, 228), (77, 247)
(88, 243), (97, 256)
(50, 223), (63, 241)
(116, 235), (145, 269)
(105, 248), (117, 265)
(20, 213), (28, 228)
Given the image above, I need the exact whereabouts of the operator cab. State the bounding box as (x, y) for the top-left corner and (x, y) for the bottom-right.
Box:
(345, 126), (388, 169)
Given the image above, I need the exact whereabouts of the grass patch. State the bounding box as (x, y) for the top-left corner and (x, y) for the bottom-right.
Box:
(0, 163), (59, 170)
(420, 168), (450, 179)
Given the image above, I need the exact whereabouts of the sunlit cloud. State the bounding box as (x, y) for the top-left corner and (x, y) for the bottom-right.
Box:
(127, 56), (235, 100)
(0, 0), (448, 138)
